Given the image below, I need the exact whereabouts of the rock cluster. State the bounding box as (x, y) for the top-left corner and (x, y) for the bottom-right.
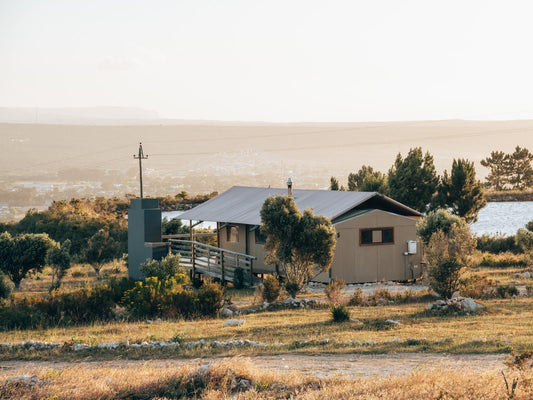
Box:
(427, 296), (484, 313)
(5, 375), (41, 387)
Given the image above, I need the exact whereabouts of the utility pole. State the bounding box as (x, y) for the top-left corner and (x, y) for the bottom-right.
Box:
(133, 142), (148, 198)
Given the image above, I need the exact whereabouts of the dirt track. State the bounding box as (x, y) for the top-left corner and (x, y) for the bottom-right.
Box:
(0, 353), (507, 380)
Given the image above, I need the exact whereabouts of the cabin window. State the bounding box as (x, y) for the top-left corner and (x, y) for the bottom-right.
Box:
(226, 226), (239, 243)
(360, 227), (394, 245)
(255, 228), (266, 244)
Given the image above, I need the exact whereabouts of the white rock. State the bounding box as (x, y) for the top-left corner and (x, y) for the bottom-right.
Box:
(73, 343), (91, 351)
(521, 272), (531, 279)
(5, 375), (40, 386)
(386, 319), (400, 325)
(224, 319), (245, 327)
(198, 364), (210, 374)
(461, 297), (484, 312)
(221, 308), (234, 317)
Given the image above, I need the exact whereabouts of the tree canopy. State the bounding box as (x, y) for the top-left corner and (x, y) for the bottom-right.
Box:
(436, 158), (486, 223)
(0, 232), (56, 288)
(347, 165), (389, 194)
(260, 196), (336, 298)
(388, 148), (438, 213)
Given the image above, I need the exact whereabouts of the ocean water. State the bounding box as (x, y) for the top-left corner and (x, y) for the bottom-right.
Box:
(470, 201), (533, 237)
(163, 202), (533, 237)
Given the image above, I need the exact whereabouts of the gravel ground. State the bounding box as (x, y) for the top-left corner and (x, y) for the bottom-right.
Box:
(0, 353), (507, 380)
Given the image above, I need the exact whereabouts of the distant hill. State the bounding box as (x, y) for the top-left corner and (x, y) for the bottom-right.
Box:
(0, 107), (160, 125)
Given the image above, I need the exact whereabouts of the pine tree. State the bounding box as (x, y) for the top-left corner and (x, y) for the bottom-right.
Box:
(508, 146), (533, 190)
(347, 165), (389, 194)
(388, 148), (438, 213)
(329, 176), (340, 191)
(480, 151), (510, 190)
(437, 158), (486, 223)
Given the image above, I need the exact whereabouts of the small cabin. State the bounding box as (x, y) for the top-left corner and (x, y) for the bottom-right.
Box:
(178, 186), (423, 283)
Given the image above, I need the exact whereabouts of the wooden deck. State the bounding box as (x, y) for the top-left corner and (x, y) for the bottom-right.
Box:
(168, 239), (256, 286)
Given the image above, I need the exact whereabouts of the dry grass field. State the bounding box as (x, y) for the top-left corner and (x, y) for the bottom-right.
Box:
(1, 356), (532, 399)
(2, 261), (533, 398)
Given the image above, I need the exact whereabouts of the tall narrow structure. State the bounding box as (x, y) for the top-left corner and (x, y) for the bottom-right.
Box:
(127, 198), (166, 280)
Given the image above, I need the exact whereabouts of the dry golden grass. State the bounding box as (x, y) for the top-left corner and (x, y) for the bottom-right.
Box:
(1, 357), (532, 399)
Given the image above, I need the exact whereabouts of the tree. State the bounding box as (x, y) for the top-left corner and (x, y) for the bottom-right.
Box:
(46, 239), (72, 291)
(347, 165), (389, 194)
(388, 148), (439, 213)
(84, 229), (121, 278)
(436, 158), (486, 223)
(480, 151), (509, 190)
(0, 232), (55, 288)
(260, 196), (336, 298)
(425, 223), (477, 299)
(508, 146), (533, 190)
(417, 208), (466, 246)
(330, 176), (340, 191)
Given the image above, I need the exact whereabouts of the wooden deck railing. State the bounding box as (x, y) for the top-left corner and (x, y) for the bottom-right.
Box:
(168, 239), (256, 286)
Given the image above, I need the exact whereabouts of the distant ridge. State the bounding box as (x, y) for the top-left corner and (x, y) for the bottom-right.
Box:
(0, 107), (160, 125)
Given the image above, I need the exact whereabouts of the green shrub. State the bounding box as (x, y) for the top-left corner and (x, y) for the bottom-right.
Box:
(0, 301), (46, 330)
(0, 272), (13, 300)
(37, 285), (115, 325)
(262, 275), (281, 303)
(197, 283), (224, 317)
(460, 274), (495, 299)
(481, 252), (529, 268)
(516, 228), (533, 253)
(347, 288), (364, 306)
(527, 285), (533, 296)
(496, 285), (519, 298)
(325, 279), (345, 304)
(108, 276), (137, 303)
(140, 253), (185, 281)
(331, 304), (350, 322)
(233, 267), (245, 289)
(284, 282), (301, 299)
(0, 285), (116, 329)
(476, 234), (518, 254)
(122, 276), (223, 319)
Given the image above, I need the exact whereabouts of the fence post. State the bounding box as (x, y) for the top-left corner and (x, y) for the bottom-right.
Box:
(249, 258), (253, 287)
(220, 251), (225, 283)
(191, 241), (196, 277)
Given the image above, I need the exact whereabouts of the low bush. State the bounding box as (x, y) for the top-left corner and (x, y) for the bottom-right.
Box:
(476, 234), (519, 254)
(0, 273), (13, 300)
(0, 285), (116, 330)
(108, 276), (137, 303)
(140, 253), (185, 281)
(197, 283), (225, 317)
(122, 275), (224, 319)
(460, 274), (495, 299)
(480, 252), (529, 268)
(262, 275), (281, 303)
(233, 267), (245, 289)
(325, 279), (345, 304)
(347, 288), (364, 306)
(367, 288), (393, 305)
(330, 304), (350, 322)
(496, 285), (519, 298)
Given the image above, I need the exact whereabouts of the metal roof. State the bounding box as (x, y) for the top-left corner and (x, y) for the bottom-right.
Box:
(178, 186), (422, 226)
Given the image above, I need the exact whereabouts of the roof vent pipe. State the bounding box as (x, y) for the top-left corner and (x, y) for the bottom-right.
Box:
(287, 177), (293, 197)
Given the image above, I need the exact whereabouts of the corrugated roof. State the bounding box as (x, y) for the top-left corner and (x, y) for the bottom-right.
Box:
(178, 186), (421, 226)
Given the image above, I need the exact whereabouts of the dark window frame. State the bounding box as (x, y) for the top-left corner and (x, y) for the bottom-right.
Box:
(254, 227), (266, 245)
(359, 227), (394, 246)
(226, 225), (239, 243)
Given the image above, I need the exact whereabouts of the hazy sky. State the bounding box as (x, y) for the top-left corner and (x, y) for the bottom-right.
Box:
(2, 0), (533, 122)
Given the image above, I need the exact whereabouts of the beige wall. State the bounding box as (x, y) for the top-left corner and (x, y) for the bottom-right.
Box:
(218, 210), (423, 283)
(218, 223), (273, 274)
(323, 210), (422, 283)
